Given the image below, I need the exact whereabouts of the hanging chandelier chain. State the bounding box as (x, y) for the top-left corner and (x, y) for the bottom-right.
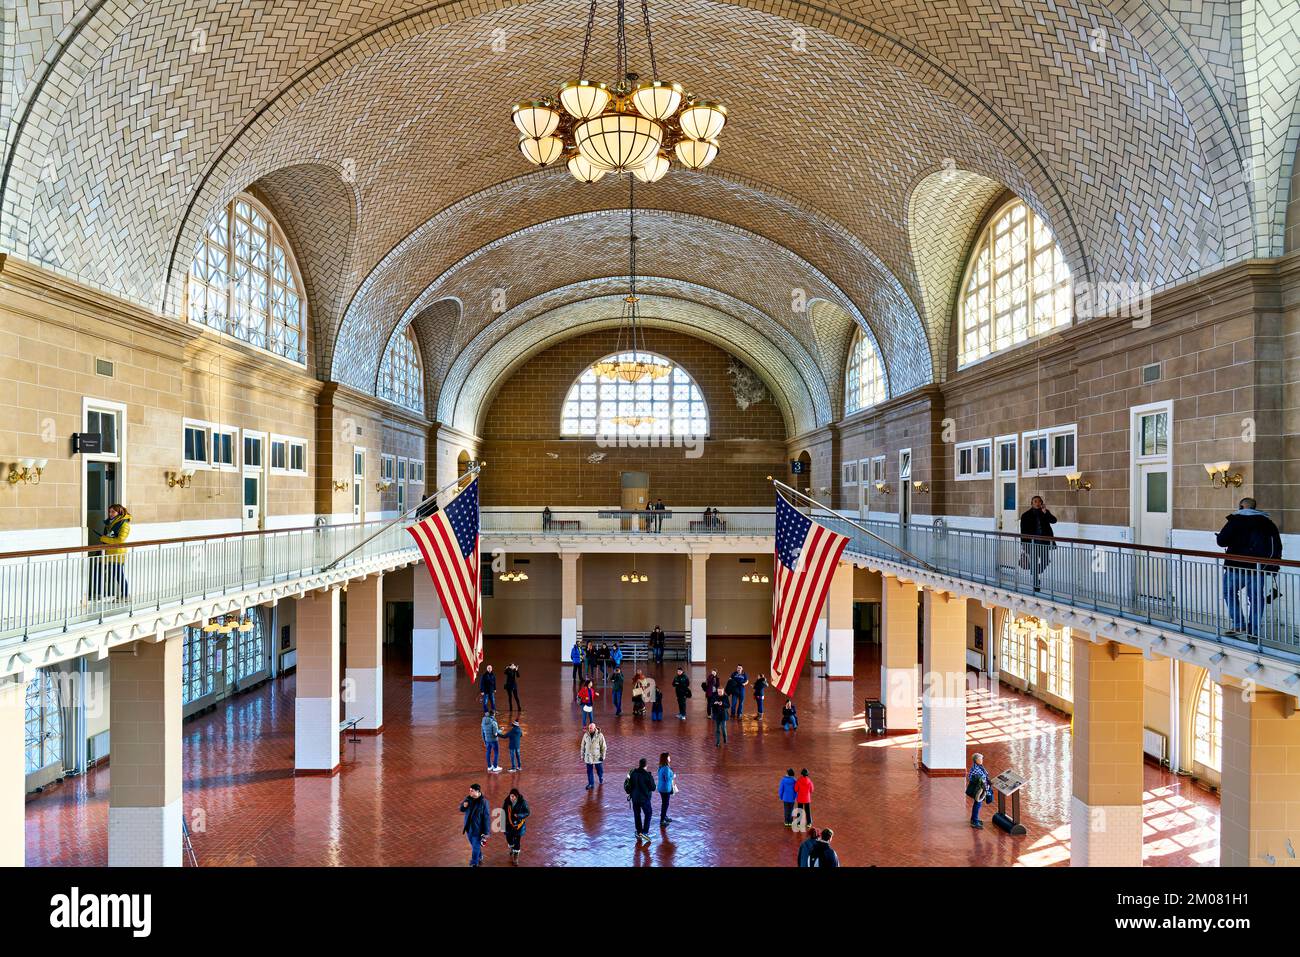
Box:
(615, 0), (628, 83)
(578, 0), (598, 79)
(640, 0), (658, 80)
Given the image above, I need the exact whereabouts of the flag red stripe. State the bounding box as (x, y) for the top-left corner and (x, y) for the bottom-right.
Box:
(770, 513), (848, 697)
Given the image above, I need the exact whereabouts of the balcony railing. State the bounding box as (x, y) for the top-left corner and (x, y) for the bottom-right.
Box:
(481, 508), (774, 536)
(0, 519), (418, 644)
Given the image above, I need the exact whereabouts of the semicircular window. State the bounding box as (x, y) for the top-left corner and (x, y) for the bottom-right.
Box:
(844, 326), (887, 415)
(185, 193), (306, 364)
(378, 326), (425, 414)
(561, 352), (709, 437)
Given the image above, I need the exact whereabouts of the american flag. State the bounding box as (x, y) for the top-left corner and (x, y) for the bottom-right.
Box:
(407, 478), (484, 682)
(770, 492), (849, 697)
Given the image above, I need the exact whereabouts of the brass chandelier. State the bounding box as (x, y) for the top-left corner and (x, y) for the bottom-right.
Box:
(511, 0), (728, 182)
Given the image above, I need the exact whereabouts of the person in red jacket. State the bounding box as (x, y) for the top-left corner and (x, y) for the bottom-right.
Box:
(577, 680), (600, 726)
(794, 768), (815, 828)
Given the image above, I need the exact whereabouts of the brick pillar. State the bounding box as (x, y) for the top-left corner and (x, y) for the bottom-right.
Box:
(1070, 637), (1144, 866)
(921, 589), (967, 774)
(826, 562), (854, 679)
(412, 563), (440, 680)
(1220, 683), (1300, 867)
(345, 574), (383, 732)
(108, 632), (183, 866)
(689, 552), (708, 663)
(0, 678), (23, 867)
(295, 588), (341, 776)
(880, 576), (919, 732)
(560, 553), (579, 662)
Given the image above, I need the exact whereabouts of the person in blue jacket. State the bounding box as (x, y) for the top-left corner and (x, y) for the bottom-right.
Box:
(570, 641), (583, 686)
(729, 665), (748, 718)
(611, 642), (624, 670)
(459, 784), (490, 867)
(656, 752), (676, 826)
(505, 719), (523, 772)
(778, 767), (798, 826)
(481, 711), (503, 772)
(967, 752), (994, 829)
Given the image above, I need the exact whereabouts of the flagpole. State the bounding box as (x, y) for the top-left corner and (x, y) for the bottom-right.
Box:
(321, 462), (484, 572)
(767, 475), (935, 571)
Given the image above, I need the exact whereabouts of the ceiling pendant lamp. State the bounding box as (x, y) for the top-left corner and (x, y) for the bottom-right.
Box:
(509, 0), (729, 184)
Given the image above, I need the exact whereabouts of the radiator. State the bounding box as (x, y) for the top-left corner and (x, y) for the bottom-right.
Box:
(965, 648), (985, 671)
(88, 730), (110, 764)
(1143, 727), (1167, 762)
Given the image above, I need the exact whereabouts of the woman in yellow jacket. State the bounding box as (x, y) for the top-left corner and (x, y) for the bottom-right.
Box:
(99, 504), (131, 599)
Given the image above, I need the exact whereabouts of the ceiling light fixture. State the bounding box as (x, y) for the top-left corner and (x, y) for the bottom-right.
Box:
(511, 0), (728, 181)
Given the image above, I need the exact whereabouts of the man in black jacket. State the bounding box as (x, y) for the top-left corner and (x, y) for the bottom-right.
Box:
(1019, 496), (1057, 591)
(810, 828), (840, 867)
(672, 668), (691, 719)
(627, 758), (657, 844)
(459, 784), (490, 867)
(1217, 498), (1283, 638)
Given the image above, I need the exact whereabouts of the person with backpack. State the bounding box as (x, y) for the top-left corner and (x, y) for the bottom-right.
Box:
(794, 768), (814, 827)
(631, 672), (649, 717)
(778, 768), (798, 826)
(625, 757), (657, 844)
(752, 674), (768, 723)
(577, 679), (600, 726)
(656, 752), (676, 827)
(611, 666), (626, 716)
(581, 723), (607, 790)
(503, 662), (521, 712)
(710, 688), (730, 746)
(810, 828), (840, 867)
(796, 826), (821, 867)
(1217, 497), (1284, 638)
(505, 719), (523, 772)
(966, 752), (994, 829)
(729, 665), (748, 718)
(459, 784), (490, 867)
(502, 788), (530, 862)
(570, 640), (584, 686)
(479, 664), (497, 714)
(481, 710), (503, 773)
(672, 668), (691, 719)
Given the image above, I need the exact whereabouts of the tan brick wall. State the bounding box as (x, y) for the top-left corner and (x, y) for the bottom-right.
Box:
(479, 330), (787, 506)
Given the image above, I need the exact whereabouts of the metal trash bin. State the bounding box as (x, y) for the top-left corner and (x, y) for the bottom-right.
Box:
(865, 699), (886, 735)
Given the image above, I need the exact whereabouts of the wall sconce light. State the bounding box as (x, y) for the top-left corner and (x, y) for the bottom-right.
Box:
(1204, 461), (1242, 488)
(1065, 471), (1093, 491)
(912, 481), (930, 494)
(375, 479), (393, 492)
(332, 480), (350, 492)
(874, 481), (893, 495)
(166, 467), (195, 489)
(7, 458), (48, 485)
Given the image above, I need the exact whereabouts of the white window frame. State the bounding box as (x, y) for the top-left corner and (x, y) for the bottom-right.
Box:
(243, 430), (266, 472)
(954, 439), (992, 481)
(1022, 424), (1077, 476)
(995, 434), (1018, 476)
(870, 455), (885, 484)
(212, 424), (238, 471)
(381, 454), (395, 482)
(182, 419), (212, 469)
(898, 448), (912, 481)
(1134, 404), (1172, 463)
(842, 461), (858, 486)
(270, 434), (308, 476)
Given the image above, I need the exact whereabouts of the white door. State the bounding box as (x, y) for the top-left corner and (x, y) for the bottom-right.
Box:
(353, 449), (366, 520)
(898, 449), (912, 525)
(1131, 404), (1173, 601)
(241, 473), (263, 531)
(241, 432), (266, 531)
(995, 436), (1019, 532)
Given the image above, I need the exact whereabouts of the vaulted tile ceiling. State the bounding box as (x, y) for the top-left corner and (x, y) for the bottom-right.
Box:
(2, 0), (1295, 432)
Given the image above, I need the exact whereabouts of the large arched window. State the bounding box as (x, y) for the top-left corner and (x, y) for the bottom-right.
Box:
(844, 327), (886, 414)
(378, 326), (425, 414)
(186, 194), (307, 364)
(561, 352), (708, 437)
(999, 615), (1072, 701)
(1193, 673), (1222, 772)
(958, 197), (1071, 367)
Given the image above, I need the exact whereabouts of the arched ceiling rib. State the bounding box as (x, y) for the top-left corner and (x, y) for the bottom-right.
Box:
(0, 0), (1281, 413)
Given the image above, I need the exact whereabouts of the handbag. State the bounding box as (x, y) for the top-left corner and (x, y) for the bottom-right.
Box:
(964, 777), (986, 801)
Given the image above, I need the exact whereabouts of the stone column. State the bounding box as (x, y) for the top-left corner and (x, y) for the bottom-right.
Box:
(921, 588), (967, 774)
(412, 563), (440, 680)
(826, 562), (855, 679)
(345, 574), (383, 733)
(689, 552), (708, 663)
(560, 552), (579, 662)
(439, 615), (456, 665)
(295, 587), (341, 776)
(880, 576), (919, 733)
(0, 677), (24, 867)
(108, 632), (183, 866)
(1070, 637), (1144, 866)
(1220, 682), (1300, 867)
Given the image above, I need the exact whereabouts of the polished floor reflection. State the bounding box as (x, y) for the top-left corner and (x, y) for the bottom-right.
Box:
(25, 637), (1219, 866)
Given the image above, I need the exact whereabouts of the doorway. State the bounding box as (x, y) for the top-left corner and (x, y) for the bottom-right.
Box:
(995, 435), (1019, 533)
(81, 400), (125, 546)
(353, 448), (366, 520)
(242, 431), (266, 531)
(898, 448), (912, 525)
(1131, 402), (1173, 602)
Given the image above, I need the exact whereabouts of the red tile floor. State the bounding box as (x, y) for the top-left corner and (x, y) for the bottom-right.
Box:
(25, 637), (1220, 866)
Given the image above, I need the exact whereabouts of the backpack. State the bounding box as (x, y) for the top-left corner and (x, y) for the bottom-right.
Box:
(624, 771), (635, 796)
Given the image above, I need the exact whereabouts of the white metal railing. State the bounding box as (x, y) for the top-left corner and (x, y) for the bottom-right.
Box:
(0, 520), (419, 643)
(482, 507), (773, 536)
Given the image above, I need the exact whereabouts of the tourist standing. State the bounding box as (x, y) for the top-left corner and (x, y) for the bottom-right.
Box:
(794, 768), (814, 827)
(752, 674), (767, 723)
(797, 827), (821, 867)
(632, 671), (649, 717)
(459, 784), (490, 867)
(710, 689), (730, 746)
(650, 625), (665, 664)
(1216, 497), (1283, 638)
(672, 668), (691, 719)
(577, 679), (599, 726)
(729, 665), (748, 718)
(479, 664), (497, 713)
(656, 752), (676, 826)
(778, 768), (798, 826)
(654, 497), (666, 533)
(502, 788), (530, 862)
(611, 666), (625, 716)
(581, 723), (607, 790)
(651, 686), (664, 722)
(505, 719), (523, 772)
(481, 711), (503, 772)
(811, 828), (840, 867)
(626, 757), (656, 844)
(967, 752), (993, 829)
(570, 641), (584, 686)
(504, 663), (522, 712)
(611, 642), (624, 670)
(98, 504), (132, 600)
